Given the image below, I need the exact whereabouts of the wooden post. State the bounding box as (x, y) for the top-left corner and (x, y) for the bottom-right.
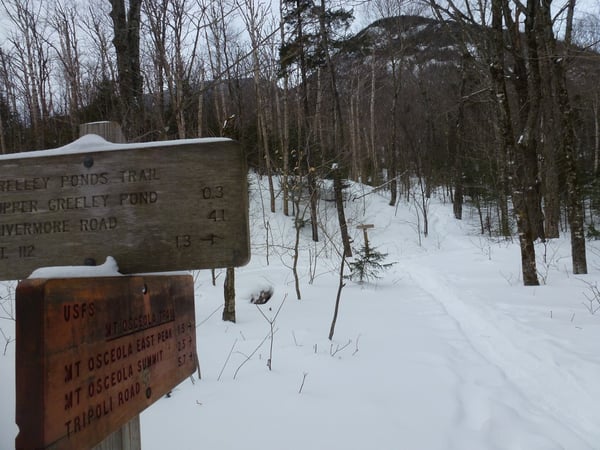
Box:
(80, 121), (141, 450)
(357, 224), (374, 252)
(80, 121), (126, 144)
(92, 424), (141, 450)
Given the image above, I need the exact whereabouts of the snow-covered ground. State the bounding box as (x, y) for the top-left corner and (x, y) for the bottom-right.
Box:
(1, 175), (599, 449)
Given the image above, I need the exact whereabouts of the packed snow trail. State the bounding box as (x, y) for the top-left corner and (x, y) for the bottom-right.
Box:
(399, 261), (598, 449)
(388, 203), (600, 448)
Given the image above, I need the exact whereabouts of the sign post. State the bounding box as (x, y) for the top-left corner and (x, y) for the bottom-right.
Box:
(0, 134), (249, 278)
(356, 224), (375, 250)
(11, 122), (250, 449)
(16, 275), (196, 450)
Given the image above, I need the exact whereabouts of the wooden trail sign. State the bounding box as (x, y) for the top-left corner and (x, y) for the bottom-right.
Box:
(357, 224), (374, 249)
(0, 136), (249, 280)
(15, 275), (197, 450)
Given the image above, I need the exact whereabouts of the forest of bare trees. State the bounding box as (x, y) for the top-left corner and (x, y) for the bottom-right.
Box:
(1, 0), (600, 286)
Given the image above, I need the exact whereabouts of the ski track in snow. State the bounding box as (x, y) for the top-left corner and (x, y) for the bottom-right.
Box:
(401, 264), (595, 449)
(395, 207), (599, 449)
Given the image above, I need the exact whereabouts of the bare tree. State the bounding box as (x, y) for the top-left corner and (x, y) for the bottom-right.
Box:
(143, 0), (206, 139)
(2, 0), (52, 149)
(280, 0), (320, 242)
(109, 0), (143, 137)
(0, 48), (22, 153)
(80, 0), (118, 96)
(276, 0), (292, 216)
(48, 0), (84, 137)
(538, 0), (587, 273)
(427, 0), (541, 284)
(236, 0), (278, 211)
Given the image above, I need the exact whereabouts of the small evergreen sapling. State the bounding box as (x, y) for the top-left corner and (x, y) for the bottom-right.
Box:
(346, 244), (395, 283)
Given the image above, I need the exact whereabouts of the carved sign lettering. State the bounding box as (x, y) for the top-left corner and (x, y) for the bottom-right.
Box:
(15, 275), (197, 450)
(0, 138), (249, 280)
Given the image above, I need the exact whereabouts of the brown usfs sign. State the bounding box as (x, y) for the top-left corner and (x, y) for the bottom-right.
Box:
(16, 275), (197, 449)
(0, 136), (249, 280)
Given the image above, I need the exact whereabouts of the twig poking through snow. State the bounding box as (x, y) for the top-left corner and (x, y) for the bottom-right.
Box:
(1, 328), (14, 356)
(218, 339), (238, 381)
(292, 330), (302, 346)
(256, 295), (287, 371)
(581, 280), (600, 315)
(298, 372), (309, 394)
(233, 330), (277, 380)
(330, 339), (352, 357)
(353, 334), (361, 356)
(196, 305), (223, 328)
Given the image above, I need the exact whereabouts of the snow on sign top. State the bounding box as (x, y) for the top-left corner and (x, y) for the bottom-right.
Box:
(0, 137), (250, 280)
(0, 134), (232, 160)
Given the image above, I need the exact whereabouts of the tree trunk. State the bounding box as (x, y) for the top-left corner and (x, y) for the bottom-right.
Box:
(293, 201), (303, 300)
(540, 0), (587, 274)
(328, 252), (346, 341)
(277, 0), (291, 216)
(307, 170), (319, 242)
(454, 182), (464, 220)
(369, 57), (378, 184)
(0, 106), (5, 154)
(491, 0), (539, 285)
(389, 56), (400, 207)
(495, 134), (511, 237)
(453, 57), (470, 220)
(109, 0), (143, 137)
(222, 267), (236, 322)
(541, 153), (561, 239)
(333, 165), (352, 258)
(594, 97), (600, 178)
(281, 76), (291, 216)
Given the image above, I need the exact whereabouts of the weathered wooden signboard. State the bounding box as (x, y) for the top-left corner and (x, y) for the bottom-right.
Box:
(11, 131), (252, 449)
(16, 275), (197, 449)
(0, 136), (249, 280)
